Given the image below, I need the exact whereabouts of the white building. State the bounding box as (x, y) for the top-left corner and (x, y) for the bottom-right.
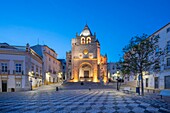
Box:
(58, 59), (66, 81)
(142, 23), (170, 89)
(108, 62), (121, 81)
(31, 45), (61, 85)
(0, 43), (43, 92)
(124, 23), (170, 90)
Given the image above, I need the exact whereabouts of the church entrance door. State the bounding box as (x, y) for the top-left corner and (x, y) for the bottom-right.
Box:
(79, 63), (92, 82)
(84, 71), (89, 78)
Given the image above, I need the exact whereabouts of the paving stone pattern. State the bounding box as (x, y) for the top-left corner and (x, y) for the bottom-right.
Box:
(0, 84), (170, 113)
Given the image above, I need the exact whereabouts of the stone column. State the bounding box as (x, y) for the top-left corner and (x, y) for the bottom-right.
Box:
(73, 66), (79, 82)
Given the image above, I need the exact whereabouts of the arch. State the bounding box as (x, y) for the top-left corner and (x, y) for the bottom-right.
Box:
(86, 37), (91, 44)
(79, 62), (93, 81)
(81, 37), (85, 44)
(79, 62), (92, 68)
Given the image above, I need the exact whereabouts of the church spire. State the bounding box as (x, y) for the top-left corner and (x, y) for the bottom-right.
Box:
(80, 24), (92, 36)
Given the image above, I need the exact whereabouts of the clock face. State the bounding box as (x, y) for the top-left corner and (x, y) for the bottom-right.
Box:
(83, 49), (88, 55)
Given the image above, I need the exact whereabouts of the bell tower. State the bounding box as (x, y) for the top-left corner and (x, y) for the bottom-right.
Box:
(68, 24), (108, 83)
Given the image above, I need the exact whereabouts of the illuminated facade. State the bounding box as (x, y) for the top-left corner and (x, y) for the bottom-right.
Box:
(0, 43), (42, 92)
(31, 45), (61, 85)
(66, 24), (108, 83)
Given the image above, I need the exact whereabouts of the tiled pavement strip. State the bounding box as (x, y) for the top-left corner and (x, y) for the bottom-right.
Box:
(0, 84), (170, 113)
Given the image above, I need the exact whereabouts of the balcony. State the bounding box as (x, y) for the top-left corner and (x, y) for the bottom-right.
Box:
(0, 70), (10, 75)
(13, 70), (24, 75)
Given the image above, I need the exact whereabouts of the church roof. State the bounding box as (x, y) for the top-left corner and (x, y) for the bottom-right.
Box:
(80, 24), (92, 36)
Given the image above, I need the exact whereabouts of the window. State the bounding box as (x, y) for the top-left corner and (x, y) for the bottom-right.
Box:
(49, 58), (51, 61)
(81, 37), (85, 44)
(83, 49), (88, 55)
(36, 66), (38, 73)
(112, 66), (115, 70)
(16, 81), (21, 88)
(86, 37), (91, 44)
(40, 69), (42, 75)
(16, 64), (22, 73)
(167, 58), (170, 66)
(155, 46), (159, 55)
(167, 27), (170, 33)
(167, 41), (170, 53)
(31, 65), (34, 72)
(146, 78), (149, 87)
(89, 53), (93, 58)
(1, 63), (8, 72)
(79, 53), (83, 59)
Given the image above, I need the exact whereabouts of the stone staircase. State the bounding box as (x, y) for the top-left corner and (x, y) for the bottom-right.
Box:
(61, 82), (116, 90)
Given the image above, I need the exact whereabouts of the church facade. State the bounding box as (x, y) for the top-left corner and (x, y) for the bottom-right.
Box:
(66, 25), (108, 83)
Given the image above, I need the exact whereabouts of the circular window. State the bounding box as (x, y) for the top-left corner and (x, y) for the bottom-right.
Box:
(83, 49), (88, 55)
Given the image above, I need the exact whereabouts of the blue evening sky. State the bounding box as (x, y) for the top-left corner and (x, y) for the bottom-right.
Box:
(0, 0), (170, 62)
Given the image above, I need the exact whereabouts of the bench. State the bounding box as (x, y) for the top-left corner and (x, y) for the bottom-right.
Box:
(122, 87), (131, 93)
(145, 88), (160, 93)
(159, 90), (170, 99)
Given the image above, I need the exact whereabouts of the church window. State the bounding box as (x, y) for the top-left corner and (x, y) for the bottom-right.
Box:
(89, 53), (93, 58)
(83, 49), (89, 55)
(79, 53), (83, 58)
(81, 37), (85, 44)
(86, 37), (91, 44)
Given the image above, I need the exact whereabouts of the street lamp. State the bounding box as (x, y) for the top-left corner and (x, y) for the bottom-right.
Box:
(30, 78), (32, 90)
(116, 71), (120, 91)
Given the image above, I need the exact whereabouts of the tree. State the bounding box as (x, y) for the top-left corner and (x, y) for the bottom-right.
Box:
(120, 34), (162, 96)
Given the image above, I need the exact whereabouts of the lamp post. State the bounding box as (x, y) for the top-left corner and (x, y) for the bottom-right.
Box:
(30, 78), (32, 90)
(138, 74), (141, 95)
(116, 71), (120, 91)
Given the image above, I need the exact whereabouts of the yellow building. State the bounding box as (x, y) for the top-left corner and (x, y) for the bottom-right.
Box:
(66, 24), (108, 83)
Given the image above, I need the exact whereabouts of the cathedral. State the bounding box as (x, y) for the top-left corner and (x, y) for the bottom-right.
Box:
(66, 24), (108, 83)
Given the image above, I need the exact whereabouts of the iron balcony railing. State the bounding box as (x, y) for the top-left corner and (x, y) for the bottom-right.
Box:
(13, 70), (24, 75)
(0, 70), (10, 74)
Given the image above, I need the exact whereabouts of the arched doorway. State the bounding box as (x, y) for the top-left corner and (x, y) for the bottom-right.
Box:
(79, 63), (93, 82)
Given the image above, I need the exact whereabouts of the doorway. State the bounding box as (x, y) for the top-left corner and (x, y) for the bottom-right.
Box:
(2, 80), (7, 92)
(84, 71), (89, 78)
(165, 76), (170, 89)
(154, 77), (159, 89)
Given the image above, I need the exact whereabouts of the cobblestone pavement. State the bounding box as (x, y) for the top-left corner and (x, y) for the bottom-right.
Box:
(0, 84), (170, 113)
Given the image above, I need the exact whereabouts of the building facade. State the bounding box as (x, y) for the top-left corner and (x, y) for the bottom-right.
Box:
(142, 23), (170, 89)
(124, 23), (170, 89)
(31, 45), (61, 85)
(0, 43), (42, 92)
(66, 24), (108, 83)
(66, 51), (72, 81)
(58, 59), (66, 81)
(107, 62), (122, 81)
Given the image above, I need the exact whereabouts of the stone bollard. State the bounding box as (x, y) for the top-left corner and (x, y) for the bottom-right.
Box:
(89, 87), (91, 91)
